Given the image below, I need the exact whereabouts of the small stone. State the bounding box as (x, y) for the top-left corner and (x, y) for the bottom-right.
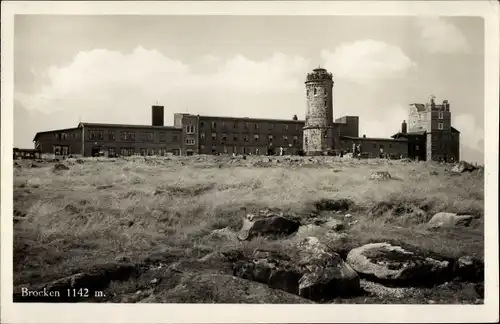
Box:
(150, 278), (159, 284)
(344, 213), (352, 218)
(136, 290), (142, 295)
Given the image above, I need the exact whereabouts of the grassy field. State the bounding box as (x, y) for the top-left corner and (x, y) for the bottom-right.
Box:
(13, 155), (484, 303)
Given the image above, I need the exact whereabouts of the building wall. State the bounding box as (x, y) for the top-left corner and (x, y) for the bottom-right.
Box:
(178, 114), (199, 155)
(335, 116), (359, 138)
(34, 128), (84, 156)
(197, 116), (304, 155)
(450, 131), (460, 162)
(340, 137), (408, 158)
(82, 126), (182, 157)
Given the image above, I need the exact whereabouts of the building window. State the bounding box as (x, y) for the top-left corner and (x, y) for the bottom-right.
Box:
(159, 132), (166, 142)
(293, 136), (298, 144)
(314, 88), (317, 95)
(305, 137), (308, 146)
(212, 121), (217, 128)
(108, 131), (115, 141)
(269, 124), (274, 130)
(172, 135), (179, 142)
(324, 88), (328, 95)
(223, 146), (228, 154)
(120, 148), (135, 156)
(307, 89), (309, 96)
(108, 147), (116, 156)
(186, 123), (195, 134)
(120, 131), (135, 141)
(212, 133), (217, 140)
(325, 101), (328, 107)
(61, 132), (68, 140)
(233, 122), (238, 129)
(233, 133), (238, 141)
(416, 145), (420, 151)
(221, 133), (227, 141)
(185, 138), (195, 145)
(89, 130), (104, 141)
(438, 122), (444, 130)
(200, 122), (205, 128)
(244, 134), (249, 142)
(140, 148), (148, 156)
(254, 123), (259, 129)
(140, 132), (154, 142)
(61, 146), (69, 155)
(283, 135), (288, 143)
(200, 132), (206, 140)
(244, 122), (248, 129)
(380, 144), (384, 149)
(54, 146), (61, 155)
(221, 121), (226, 128)
(438, 111), (444, 119)
(268, 135), (274, 141)
(254, 134), (259, 141)
(284, 124), (289, 131)
(172, 149), (180, 156)
(211, 145), (216, 153)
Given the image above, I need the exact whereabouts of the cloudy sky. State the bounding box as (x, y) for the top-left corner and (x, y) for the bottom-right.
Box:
(14, 15), (484, 162)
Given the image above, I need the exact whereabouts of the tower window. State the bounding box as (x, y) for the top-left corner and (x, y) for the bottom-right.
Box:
(438, 111), (444, 119)
(325, 101), (328, 107)
(438, 122), (444, 130)
(324, 88), (327, 95)
(314, 88), (317, 95)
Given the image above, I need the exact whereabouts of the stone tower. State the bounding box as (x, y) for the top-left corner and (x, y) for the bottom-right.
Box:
(303, 67), (334, 155)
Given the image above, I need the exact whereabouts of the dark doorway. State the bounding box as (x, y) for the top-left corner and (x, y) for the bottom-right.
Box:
(91, 146), (101, 157)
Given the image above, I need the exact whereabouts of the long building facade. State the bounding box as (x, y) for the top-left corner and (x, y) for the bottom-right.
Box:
(30, 68), (460, 162)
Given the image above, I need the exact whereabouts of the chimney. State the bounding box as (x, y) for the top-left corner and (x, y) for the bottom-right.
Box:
(363, 134), (366, 138)
(402, 120), (407, 134)
(152, 105), (164, 126)
(292, 114), (298, 121)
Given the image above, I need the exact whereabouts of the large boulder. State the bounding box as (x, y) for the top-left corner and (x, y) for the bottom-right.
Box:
(237, 210), (300, 240)
(455, 256), (484, 282)
(233, 237), (360, 301)
(140, 273), (314, 303)
(427, 212), (474, 229)
(346, 243), (450, 286)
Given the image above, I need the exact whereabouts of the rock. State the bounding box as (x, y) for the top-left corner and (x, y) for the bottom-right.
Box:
(451, 161), (477, 173)
(295, 224), (327, 239)
(323, 219), (345, 231)
(237, 211), (300, 240)
(369, 171), (392, 180)
(346, 243), (450, 286)
(455, 256), (484, 282)
(344, 213), (352, 218)
(314, 198), (353, 212)
(52, 163), (70, 172)
(427, 212), (473, 229)
(140, 273), (314, 303)
(233, 237), (360, 301)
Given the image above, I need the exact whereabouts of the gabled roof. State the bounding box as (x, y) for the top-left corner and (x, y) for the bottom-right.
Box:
(451, 126), (460, 133)
(33, 127), (80, 142)
(78, 122), (181, 130)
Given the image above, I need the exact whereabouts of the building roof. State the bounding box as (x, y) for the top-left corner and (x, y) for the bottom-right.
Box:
(391, 131), (427, 139)
(33, 127), (81, 141)
(196, 115), (305, 123)
(78, 122), (181, 130)
(341, 136), (407, 142)
(410, 103), (427, 112)
(451, 126), (460, 133)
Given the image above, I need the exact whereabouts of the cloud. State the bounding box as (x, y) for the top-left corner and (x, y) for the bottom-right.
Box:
(416, 17), (469, 54)
(453, 113), (484, 152)
(320, 40), (416, 85)
(15, 47), (310, 118)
